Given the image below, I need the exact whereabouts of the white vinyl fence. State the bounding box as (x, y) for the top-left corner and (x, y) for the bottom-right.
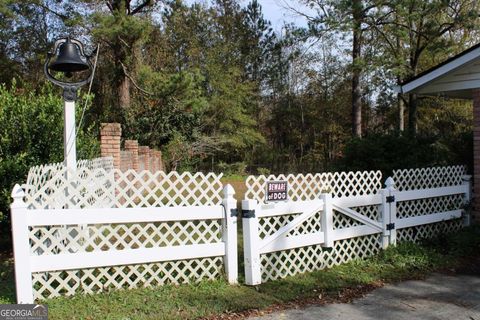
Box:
(11, 160), (471, 302)
(11, 163), (237, 303)
(242, 166), (471, 284)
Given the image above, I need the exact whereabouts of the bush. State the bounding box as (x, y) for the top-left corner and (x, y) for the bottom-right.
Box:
(336, 132), (472, 176)
(0, 83), (99, 249)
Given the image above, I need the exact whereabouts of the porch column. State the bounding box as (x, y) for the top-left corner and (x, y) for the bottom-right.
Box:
(473, 89), (480, 223)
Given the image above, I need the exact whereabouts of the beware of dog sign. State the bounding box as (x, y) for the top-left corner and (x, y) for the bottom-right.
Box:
(266, 181), (288, 202)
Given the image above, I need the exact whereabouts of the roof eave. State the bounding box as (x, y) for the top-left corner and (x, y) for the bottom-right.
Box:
(398, 45), (480, 95)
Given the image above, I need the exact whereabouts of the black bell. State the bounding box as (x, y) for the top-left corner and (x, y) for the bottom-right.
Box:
(49, 37), (89, 73)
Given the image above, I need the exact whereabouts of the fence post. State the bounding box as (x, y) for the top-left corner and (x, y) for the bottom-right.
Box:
(242, 199), (261, 285)
(380, 186), (390, 249)
(380, 177), (397, 248)
(222, 184), (238, 284)
(321, 193), (334, 248)
(10, 184), (34, 303)
(462, 175), (472, 226)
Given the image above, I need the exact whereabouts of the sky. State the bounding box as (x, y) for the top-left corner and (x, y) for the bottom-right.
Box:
(256, 0), (311, 32)
(184, 0), (312, 32)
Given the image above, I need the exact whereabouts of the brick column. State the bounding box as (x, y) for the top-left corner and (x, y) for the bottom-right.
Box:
(138, 146), (150, 171)
(473, 89), (480, 223)
(151, 150), (157, 172)
(154, 150), (163, 171)
(124, 140), (139, 171)
(158, 150), (164, 171)
(152, 150), (158, 172)
(100, 123), (121, 169)
(148, 149), (155, 172)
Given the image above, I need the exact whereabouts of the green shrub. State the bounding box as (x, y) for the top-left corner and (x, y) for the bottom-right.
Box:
(337, 132), (472, 176)
(0, 83), (99, 249)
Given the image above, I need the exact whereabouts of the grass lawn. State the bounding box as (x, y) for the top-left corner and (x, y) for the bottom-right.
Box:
(0, 225), (479, 319)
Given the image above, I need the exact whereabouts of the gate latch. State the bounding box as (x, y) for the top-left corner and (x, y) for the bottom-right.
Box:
(242, 209), (256, 218)
(230, 208), (238, 217)
(386, 196), (395, 203)
(386, 223), (395, 230)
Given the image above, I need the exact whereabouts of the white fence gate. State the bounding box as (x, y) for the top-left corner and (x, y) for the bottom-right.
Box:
(242, 166), (471, 284)
(11, 163), (238, 303)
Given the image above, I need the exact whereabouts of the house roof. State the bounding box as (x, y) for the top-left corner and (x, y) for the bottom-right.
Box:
(397, 43), (480, 99)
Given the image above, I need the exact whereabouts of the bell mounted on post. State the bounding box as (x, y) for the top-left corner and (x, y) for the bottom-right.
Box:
(44, 36), (95, 101)
(49, 37), (89, 76)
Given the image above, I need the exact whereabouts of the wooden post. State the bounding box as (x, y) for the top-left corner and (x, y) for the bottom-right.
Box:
(462, 174), (472, 226)
(222, 184), (238, 284)
(321, 193), (334, 248)
(10, 184), (34, 303)
(242, 199), (261, 285)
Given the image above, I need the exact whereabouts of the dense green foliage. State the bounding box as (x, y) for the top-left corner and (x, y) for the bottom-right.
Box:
(0, 0), (477, 172)
(0, 84), (98, 246)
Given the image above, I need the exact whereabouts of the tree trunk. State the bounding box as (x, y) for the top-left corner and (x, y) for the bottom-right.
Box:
(396, 12), (404, 133)
(408, 93), (417, 137)
(398, 93), (404, 132)
(119, 75), (130, 110)
(351, 0), (362, 138)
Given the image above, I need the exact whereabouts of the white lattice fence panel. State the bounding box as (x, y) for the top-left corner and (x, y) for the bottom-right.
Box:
(23, 168), (115, 209)
(245, 170), (382, 203)
(30, 216), (224, 300)
(23, 168), (223, 209)
(77, 157), (114, 172)
(333, 205), (380, 229)
(329, 171), (382, 198)
(260, 234), (382, 282)
(27, 157), (114, 192)
(258, 211), (323, 240)
(393, 165), (466, 191)
(394, 165), (467, 243)
(115, 170), (223, 207)
(396, 220), (463, 243)
(30, 220), (222, 255)
(32, 256), (224, 300)
(397, 194), (464, 219)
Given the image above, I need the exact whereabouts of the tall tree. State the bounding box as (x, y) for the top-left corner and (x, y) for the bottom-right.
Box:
(299, 0), (380, 138)
(369, 0), (479, 136)
(90, 0), (157, 112)
(351, 0), (362, 137)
